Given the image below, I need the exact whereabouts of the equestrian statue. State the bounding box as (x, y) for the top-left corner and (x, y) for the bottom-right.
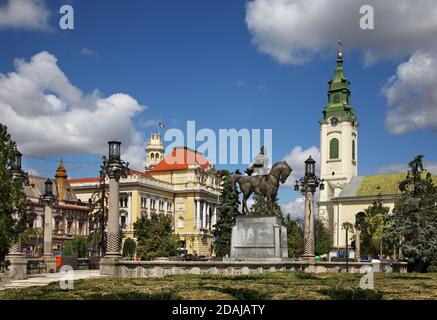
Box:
(231, 146), (292, 214)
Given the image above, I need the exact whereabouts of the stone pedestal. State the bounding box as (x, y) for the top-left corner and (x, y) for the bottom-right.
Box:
(100, 256), (121, 276)
(44, 255), (57, 273)
(230, 216), (288, 260)
(6, 255), (27, 280)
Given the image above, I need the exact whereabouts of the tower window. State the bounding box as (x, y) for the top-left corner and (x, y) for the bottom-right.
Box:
(352, 139), (356, 161)
(330, 138), (339, 159)
(334, 94), (340, 103)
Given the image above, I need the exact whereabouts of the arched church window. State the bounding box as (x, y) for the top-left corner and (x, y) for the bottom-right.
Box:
(334, 94), (340, 103)
(150, 153), (154, 159)
(330, 138), (339, 159)
(352, 139), (356, 161)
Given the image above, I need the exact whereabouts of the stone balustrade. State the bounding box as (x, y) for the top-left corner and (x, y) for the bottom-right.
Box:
(100, 259), (408, 278)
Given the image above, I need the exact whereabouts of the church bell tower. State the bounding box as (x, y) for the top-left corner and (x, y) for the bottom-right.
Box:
(318, 40), (358, 223)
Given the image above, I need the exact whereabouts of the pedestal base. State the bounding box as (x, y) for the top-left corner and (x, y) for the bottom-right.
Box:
(6, 255), (27, 280)
(43, 255), (57, 273)
(100, 256), (121, 276)
(230, 215), (288, 259)
(302, 255), (316, 263)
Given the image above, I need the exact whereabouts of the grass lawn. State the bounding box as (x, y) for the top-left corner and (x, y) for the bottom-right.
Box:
(1, 271), (436, 300)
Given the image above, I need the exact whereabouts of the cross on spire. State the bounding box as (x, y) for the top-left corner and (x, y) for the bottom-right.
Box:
(338, 38), (343, 59)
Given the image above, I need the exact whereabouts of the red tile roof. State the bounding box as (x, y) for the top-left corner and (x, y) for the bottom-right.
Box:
(68, 177), (100, 184)
(69, 170), (153, 184)
(151, 147), (210, 172)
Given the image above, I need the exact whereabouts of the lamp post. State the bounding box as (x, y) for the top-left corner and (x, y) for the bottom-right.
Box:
(100, 141), (129, 275)
(342, 222), (354, 272)
(6, 147), (29, 280)
(40, 178), (56, 272)
(355, 212), (365, 262)
(294, 156), (324, 263)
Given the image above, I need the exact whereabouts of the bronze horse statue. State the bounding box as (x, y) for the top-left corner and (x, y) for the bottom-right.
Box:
(231, 161), (292, 214)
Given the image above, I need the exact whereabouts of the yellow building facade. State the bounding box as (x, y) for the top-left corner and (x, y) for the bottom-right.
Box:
(69, 138), (222, 256)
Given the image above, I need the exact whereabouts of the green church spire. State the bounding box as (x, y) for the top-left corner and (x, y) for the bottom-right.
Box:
(322, 39), (357, 121)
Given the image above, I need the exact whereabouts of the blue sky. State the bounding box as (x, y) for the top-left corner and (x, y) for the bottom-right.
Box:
(1, 0), (437, 211)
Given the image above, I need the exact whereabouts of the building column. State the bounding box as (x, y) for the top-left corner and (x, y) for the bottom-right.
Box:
(146, 197), (151, 218)
(127, 192), (132, 227)
(211, 205), (217, 228)
(202, 201), (207, 229)
(195, 198), (201, 229)
(206, 203), (210, 229)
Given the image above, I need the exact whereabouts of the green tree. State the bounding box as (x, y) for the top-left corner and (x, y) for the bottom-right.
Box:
(0, 124), (29, 264)
(64, 235), (88, 258)
(250, 193), (282, 217)
(134, 213), (179, 260)
(87, 171), (108, 256)
(122, 237), (136, 260)
(284, 214), (303, 257)
(385, 155), (437, 272)
(315, 218), (333, 256)
(213, 171), (240, 257)
(361, 200), (390, 257)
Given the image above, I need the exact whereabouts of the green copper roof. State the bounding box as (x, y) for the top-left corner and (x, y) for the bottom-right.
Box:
(322, 41), (357, 121)
(337, 173), (437, 198)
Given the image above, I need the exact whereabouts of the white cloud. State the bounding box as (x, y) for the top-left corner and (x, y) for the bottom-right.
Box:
(138, 119), (159, 128)
(0, 0), (50, 31)
(280, 145), (321, 219)
(235, 80), (246, 87)
(382, 51), (437, 134)
(245, 0), (437, 65)
(377, 161), (437, 175)
(280, 197), (305, 220)
(80, 48), (94, 56)
(281, 145), (320, 187)
(0, 51), (149, 170)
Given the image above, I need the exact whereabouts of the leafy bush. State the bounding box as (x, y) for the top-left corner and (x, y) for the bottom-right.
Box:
(122, 238), (136, 260)
(63, 235), (87, 258)
(134, 213), (180, 261)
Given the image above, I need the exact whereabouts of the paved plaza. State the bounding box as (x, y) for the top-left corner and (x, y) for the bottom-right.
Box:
(0, 270), (106, 290)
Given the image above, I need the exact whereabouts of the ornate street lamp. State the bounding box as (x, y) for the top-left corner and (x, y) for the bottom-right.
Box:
(294, 156), (324, 262)
(10, 147), (29, 185)
(108, 141), (121, 161)
(6, 146), (30, 280)
(40, 178), (56, 272)
(44, 178), (53, 197)
(101, 141), (129, 265)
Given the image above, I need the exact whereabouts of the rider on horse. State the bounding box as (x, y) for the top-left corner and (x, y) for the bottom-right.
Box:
(245, 146), (269, 176)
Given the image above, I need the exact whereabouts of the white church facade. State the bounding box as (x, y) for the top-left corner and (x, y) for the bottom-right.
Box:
(316, 45), (426, 249)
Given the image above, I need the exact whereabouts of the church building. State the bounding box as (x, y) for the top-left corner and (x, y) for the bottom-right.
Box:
(316, 44), (437, 250)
